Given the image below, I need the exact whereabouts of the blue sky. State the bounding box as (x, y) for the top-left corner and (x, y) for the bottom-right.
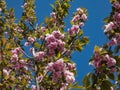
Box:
(6, 0), (111, 84)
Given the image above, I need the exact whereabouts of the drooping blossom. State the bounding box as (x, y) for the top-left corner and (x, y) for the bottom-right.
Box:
(46, 59), (75, 83)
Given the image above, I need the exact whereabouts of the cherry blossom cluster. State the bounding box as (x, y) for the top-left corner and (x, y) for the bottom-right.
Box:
(46, 58), (75, 84)
(104, 1), (120, 47)
(68, 8), (87, 36)
(10, 47), (26, 70)
(45, 31), (65, 56)
(104, 1), (120, 33)
(90, 50), (116, 73)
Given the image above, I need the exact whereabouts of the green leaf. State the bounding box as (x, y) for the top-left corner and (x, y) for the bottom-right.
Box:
(34, 42), (40, 48)
(70, 85), (83, 89)
(108, 73), (114, 80)
(110, 0), (117, 3)
(94, 45), (100, 52)
(78, 30), (83, 36)
(101, 80), (112, 90)
(82, 73), (91, 88)
(103, 17), (109, 23)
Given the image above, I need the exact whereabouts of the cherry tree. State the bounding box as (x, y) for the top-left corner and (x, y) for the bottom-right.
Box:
(0, 0), (88, 89)
(82, 0), (120, 90)
(1, 0), (120, 90)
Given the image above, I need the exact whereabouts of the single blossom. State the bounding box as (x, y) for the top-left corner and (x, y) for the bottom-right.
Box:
(3, 69), (11, 76)
(28, 37), (36, 44)
(104, 22), (114, 32)
(81, 14), (87, 21)
(50, 12), (56, 19)
(72, 14), (80, 22)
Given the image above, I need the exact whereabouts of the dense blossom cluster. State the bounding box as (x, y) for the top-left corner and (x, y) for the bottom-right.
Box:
(46, 58), (75, 85)
(68, 8), (87, 36)
(104, 1), (120, 47)
(90, 49), (116, 73)
(10, 47), (26, 70)
(45, 31), (65, 56)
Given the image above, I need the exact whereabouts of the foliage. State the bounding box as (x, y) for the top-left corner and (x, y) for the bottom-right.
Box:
(0, 0), (88, 89)
(83, 0), (120, 90)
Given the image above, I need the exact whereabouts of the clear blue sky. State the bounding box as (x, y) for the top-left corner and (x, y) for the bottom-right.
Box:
(6, 0), (111, 84)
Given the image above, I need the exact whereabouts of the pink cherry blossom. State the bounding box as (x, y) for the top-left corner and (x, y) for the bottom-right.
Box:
(81, 14), (87, 21)
(37, 75), (43, 83)
(52, 31), (64, 39)
(24, 42), (30, 46)
(50, 12), (56, 19)
(107, 58), (116, 67)
(113, 12), (120, 25)
(108, 38), (117, 46)
(40, 27), (46, 32)
(47, 42), (58, 50)
(11, 47), (21, 54)
(3, 69), (10, 76)
(45, 34), (56, 44)
(46, 62), (54, 71)
(28, 37), (36, 44)
(67, 63), (76, 70)
(72, 15), (80, 22)
(54, 58), (65, 71)
(104, 22), (114, 32)
(64, 70), (75, 83)
(79, 22), (84, 27)
(60, 83), (67, 90)
(31, 85), (36, 90)
(0, 8), (2, 12)
(21, 3), (27, 8)
(11, 54), (18, 62)
(34, 51), (45, 60)
(68, 25), (79, 35)
(52, 71), (61, 82)
(110, 87), (114, 90)
(113, 1), (120, 9)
